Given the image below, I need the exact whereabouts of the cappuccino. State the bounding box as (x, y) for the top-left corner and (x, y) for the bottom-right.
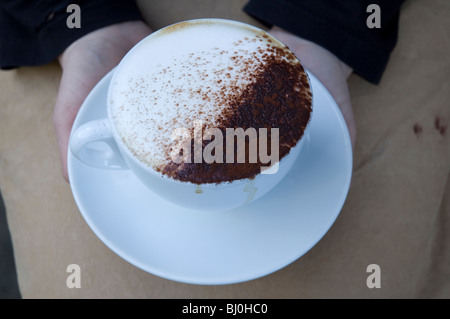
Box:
(109, 20), (312, 184)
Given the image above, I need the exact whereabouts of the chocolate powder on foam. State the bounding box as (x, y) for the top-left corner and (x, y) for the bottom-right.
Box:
(159, 41), (312, 185)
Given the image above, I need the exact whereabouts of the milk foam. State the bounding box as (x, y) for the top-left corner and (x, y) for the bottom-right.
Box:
(110, 20), (291, 170)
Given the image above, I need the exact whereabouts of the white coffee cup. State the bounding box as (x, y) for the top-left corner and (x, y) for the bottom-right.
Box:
(70, 19), (313, 211)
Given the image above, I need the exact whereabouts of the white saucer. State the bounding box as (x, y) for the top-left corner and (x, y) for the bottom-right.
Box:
(68, 69), (353, 285)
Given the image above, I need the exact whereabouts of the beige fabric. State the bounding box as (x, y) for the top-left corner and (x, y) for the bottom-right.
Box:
(0, 0), (449, 298)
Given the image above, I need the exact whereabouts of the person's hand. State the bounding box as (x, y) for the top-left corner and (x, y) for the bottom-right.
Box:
(270, 27), (357, 149)
(54, 21), (152, 182)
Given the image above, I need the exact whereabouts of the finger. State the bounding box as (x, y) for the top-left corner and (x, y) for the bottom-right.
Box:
(53, 67), (101, 182)
(53, 75), (83, 182)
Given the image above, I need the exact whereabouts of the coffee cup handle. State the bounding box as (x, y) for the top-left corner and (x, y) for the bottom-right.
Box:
(70, 118), (129, 170)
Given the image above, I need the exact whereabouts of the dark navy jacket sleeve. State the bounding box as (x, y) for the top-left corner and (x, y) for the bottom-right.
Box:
(244, 0), (406, 84)
(0, 0), (143, 69)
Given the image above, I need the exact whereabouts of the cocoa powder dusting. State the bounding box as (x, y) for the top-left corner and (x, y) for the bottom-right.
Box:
(158, 42), (312, 184)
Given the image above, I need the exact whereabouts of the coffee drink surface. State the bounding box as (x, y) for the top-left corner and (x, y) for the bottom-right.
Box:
(110, 20), (312, 184)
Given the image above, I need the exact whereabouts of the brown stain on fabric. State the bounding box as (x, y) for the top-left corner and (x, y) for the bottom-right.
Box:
(413, 123), (423, 137)
(434, 116), (447, 136)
